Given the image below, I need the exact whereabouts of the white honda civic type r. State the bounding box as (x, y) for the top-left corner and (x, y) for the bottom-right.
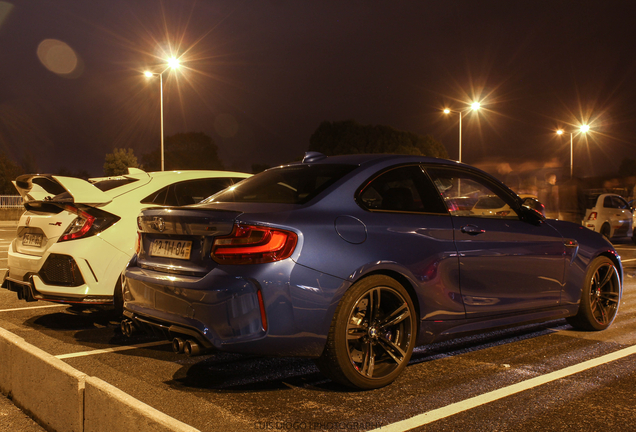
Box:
(2, 168), (250, 311)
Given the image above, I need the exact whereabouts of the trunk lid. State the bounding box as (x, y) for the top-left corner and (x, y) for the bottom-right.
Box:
(136, 207), (243, 276)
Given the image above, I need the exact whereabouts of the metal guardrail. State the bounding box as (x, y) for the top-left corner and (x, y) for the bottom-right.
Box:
(0, 195), (23, 208)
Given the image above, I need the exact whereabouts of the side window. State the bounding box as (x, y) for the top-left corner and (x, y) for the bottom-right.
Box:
(426, 167), (519, 219)
(140, 186), (169, 205)
(357, 165), (447, 214)
(613, 196), (629, 209)
(603, 196), (614, 208)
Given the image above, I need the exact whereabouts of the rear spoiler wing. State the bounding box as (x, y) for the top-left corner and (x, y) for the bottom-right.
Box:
(13, 174), (113, 206)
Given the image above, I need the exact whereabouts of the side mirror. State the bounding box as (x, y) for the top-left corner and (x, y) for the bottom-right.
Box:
(522, 197), (546, 217)
(520, 197), (546, 225)
(520, 205), (546, 225)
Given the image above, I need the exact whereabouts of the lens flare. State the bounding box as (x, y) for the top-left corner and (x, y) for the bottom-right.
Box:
(36, 39), (82, 77)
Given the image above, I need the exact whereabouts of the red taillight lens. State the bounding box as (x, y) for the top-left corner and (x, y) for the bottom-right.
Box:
(211, 224), (298, 265)
(588, 212), (598, 221)
(58, 205), (120, 242)
(59, 206), (96, 242)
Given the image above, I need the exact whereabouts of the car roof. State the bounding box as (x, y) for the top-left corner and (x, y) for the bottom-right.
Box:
(100, 170), (251, 200)
(280, 154), (471, 176)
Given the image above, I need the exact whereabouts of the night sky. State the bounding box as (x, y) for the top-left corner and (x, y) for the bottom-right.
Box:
(1, 1), (636, 178)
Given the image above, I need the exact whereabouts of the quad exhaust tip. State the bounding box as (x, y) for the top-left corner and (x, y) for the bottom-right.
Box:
(172, 337), (202, 356)
(120, 319), (135, 338)
(172, 337), (185, 354)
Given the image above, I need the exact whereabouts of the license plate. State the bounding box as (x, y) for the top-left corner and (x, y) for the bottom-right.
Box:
(22, 233), (43, 247)
(149, 239), (192, 260)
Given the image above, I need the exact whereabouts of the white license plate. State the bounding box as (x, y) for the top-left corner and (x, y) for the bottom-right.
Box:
(22, 233), (43, 247)
(149, 239), (192, 260)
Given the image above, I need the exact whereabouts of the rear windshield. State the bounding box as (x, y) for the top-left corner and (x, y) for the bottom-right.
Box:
(92, 178), (140, 192)
(204, 164), (357, 204)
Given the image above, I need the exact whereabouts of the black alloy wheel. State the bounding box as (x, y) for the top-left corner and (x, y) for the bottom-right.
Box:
(316, 275), (416, 389)
(567, 256), (621, 331)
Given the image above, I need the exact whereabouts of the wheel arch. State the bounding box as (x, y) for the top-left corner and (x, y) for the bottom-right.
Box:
(599, 250), (623, 285)
(350, 269), (421, 328)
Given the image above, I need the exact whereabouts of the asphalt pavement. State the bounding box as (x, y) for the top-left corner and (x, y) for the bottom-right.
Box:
(1, 219), (636, 431)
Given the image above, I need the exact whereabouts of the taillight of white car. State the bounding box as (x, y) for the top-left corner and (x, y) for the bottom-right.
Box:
(587, 212), (598, 221)
(58, 205), (121, 242)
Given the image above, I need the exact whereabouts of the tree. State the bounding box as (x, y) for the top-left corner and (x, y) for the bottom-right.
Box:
(0, 152), (24, 194)
(103, 148), (140, 176)
(141, 132), (225, 171)
(308, 120), (448, 159)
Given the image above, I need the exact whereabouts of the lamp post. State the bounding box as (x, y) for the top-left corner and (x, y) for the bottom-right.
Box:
(443, 102), (481, 162)
(144, 57), (180, 171)
(557, 124), (589, 178)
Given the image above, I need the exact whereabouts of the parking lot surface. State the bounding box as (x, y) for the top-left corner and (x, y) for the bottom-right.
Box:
(1, 223), (635, 431)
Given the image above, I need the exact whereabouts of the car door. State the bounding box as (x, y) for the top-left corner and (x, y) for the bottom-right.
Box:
(605, 195), (631, 237)
(425, 165), (566, 318)
(355, 164), (465, 320)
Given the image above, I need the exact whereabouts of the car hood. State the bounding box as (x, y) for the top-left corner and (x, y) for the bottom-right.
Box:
(14, 174), (113, 206)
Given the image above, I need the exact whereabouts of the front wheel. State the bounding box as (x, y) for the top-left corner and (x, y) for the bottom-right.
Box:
(315, 275), (416, 389)
(567, 256), (621, 331)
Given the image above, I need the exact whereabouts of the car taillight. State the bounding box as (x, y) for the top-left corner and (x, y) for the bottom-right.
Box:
(211, 224), (297, 265)
(58, 205), (120, 242)
(588, 212), (598, 221)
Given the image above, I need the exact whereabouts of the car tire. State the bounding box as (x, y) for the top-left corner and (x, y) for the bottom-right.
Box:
(600, 223), (611, 240)
(314, 275), (416, 389)
(113, 277), (124, 315)
(566, 256), (621, 331)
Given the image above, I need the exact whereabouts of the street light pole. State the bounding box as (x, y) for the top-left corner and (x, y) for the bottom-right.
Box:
(557, 124), (589, 178)
(159, 72), (164, 171)
(443, 102), (480, 163)
(144, 57), (180, 172)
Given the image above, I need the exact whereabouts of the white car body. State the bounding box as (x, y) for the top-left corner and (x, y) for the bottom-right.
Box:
(2, 169), (250, 309)
(582, 193), (633, 239)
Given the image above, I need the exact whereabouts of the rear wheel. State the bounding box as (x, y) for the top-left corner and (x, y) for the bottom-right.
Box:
(567, 256), (621, 331)
(315, 275), (416, 389)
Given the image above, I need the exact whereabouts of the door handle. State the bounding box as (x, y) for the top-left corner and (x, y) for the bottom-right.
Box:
(461, 225), (486, 235)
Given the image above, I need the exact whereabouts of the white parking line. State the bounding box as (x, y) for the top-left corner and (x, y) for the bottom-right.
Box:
(0, 304), (67, 312)
(371, 345), (636, 432)
(621, 258), (636, 263)
(55, 341), (170, 359)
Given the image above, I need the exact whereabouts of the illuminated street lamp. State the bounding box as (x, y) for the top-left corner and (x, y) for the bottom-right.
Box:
(443, 102), (482, 162)
(557, 124), (590, 178)
(144, 57), (181, 171)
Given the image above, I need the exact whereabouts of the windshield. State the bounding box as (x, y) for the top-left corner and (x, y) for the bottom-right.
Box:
(203, 164), (357, 204)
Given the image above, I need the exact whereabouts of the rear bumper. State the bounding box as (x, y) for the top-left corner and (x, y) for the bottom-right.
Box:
(6, 235), (131, 302)
(2, 275), (114, 305)
(122, 259), (342, 357)
(122, 266), (268, 351)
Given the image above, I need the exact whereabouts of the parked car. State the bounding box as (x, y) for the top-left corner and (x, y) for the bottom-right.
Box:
(121, 153), (622, 389)
(2, 168), (251, 311)
(471, 194), (544, 217)
(582, 193), (633, 240)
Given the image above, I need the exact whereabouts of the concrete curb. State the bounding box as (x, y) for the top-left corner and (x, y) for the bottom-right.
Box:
(0, 327), (199, 432)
